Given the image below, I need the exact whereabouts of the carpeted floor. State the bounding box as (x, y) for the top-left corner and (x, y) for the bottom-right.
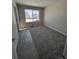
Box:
(17, 26), (66, 59)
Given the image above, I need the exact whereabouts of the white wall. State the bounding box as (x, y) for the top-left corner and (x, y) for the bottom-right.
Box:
(12, 0), (19, 59)
(12, 0), (19, 50)
(44, 0), (67, 35)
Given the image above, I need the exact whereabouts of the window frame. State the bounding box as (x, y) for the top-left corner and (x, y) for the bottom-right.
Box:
(24, 9), (40, 23)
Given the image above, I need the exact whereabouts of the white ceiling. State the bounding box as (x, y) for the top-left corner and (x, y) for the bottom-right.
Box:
(14, 0), (65, 7)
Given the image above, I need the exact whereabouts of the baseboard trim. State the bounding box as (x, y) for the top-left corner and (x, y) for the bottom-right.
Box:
(19, 28), (28, 31)
(45, 25), (67, 36)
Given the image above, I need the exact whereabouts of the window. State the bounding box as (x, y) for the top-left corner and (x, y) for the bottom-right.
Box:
(25, 9), (40, 23)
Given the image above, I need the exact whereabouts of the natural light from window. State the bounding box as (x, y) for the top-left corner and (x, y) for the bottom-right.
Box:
(25, 9), (40, 23)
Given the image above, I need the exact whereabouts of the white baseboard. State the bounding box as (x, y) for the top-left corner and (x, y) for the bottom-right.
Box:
(19, 28), (28, 31)
(45, 25), (67, 36)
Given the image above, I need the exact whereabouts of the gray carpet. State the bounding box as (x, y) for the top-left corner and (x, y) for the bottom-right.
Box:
(17, 30), (39, 59)
(17, 26), (66, 59)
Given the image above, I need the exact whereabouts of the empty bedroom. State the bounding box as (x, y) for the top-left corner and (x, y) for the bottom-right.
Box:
(12, 0), (67, 59)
